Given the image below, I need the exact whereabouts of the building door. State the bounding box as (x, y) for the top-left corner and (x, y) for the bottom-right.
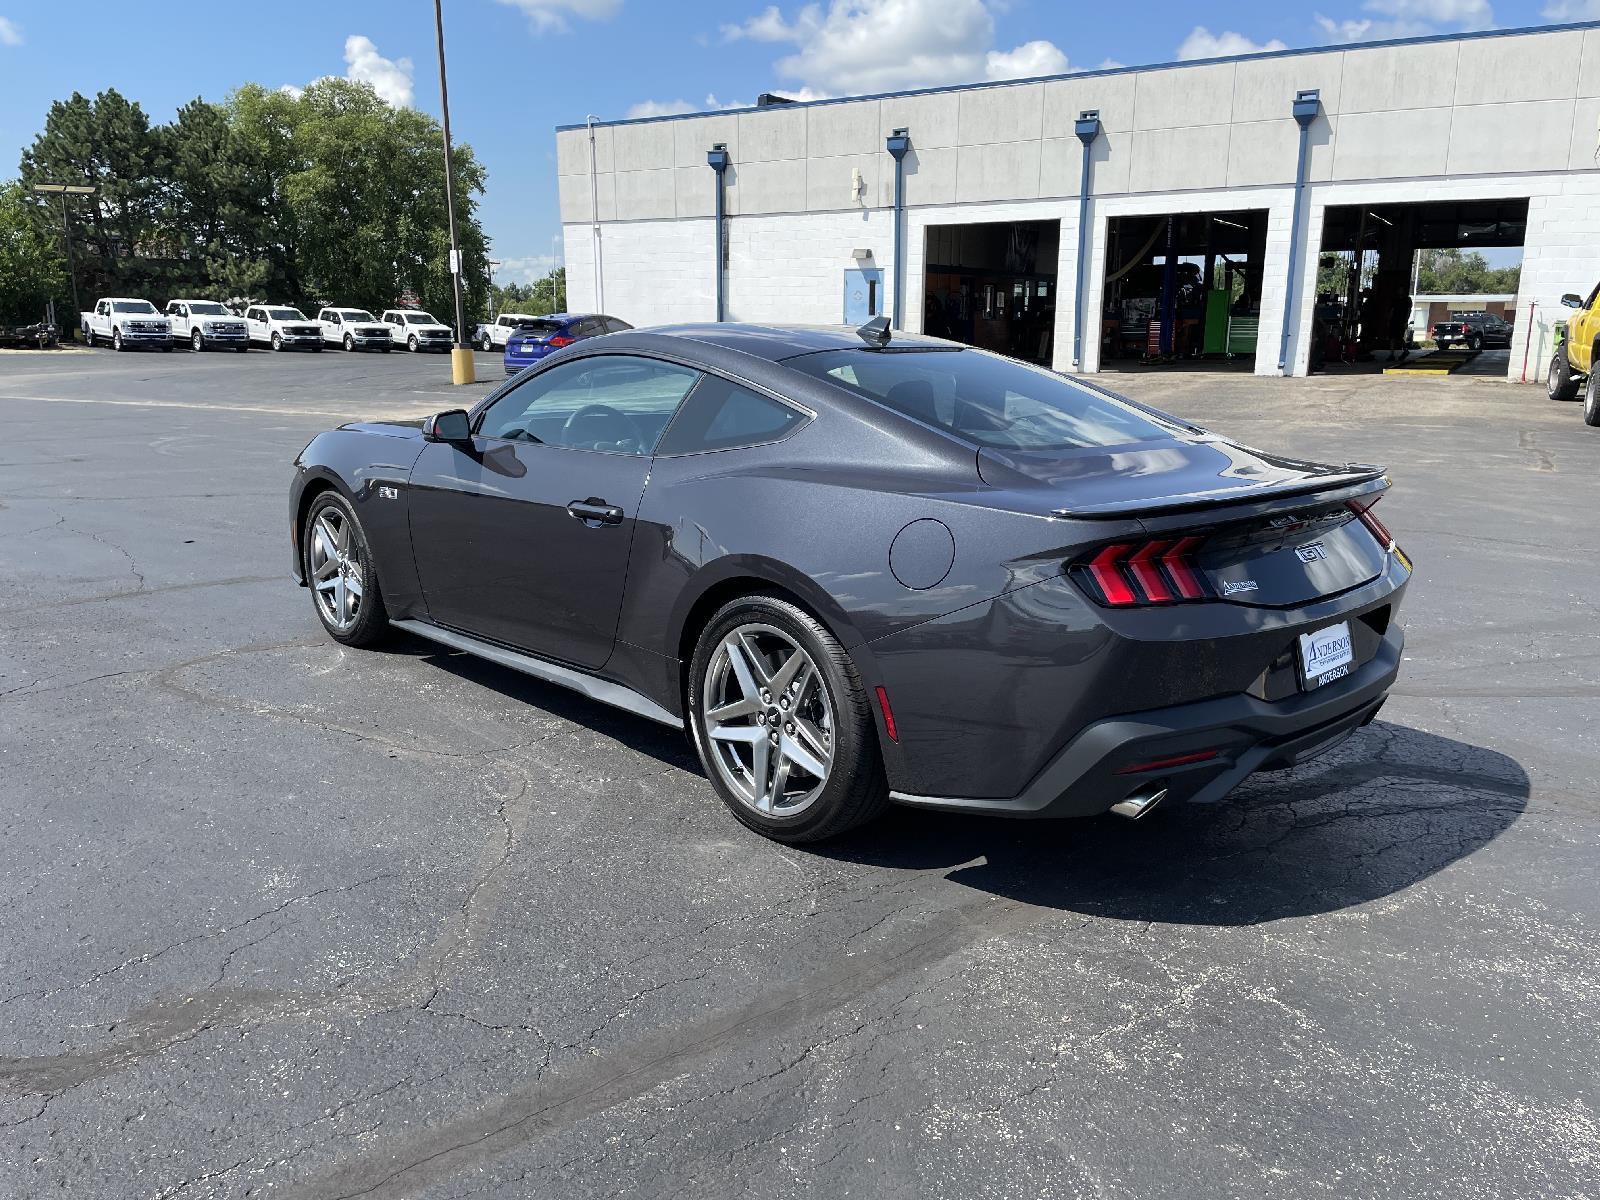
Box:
(843, 268), (883, 324)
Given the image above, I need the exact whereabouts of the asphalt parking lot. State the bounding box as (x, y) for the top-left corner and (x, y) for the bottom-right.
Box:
(2, 345), (1596, 1199)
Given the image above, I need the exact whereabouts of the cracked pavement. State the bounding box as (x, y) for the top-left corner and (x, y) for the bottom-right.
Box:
(1, 350), (1596, 1198)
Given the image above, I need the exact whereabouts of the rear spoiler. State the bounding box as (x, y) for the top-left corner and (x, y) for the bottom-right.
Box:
(1051, 466), (1388, 520)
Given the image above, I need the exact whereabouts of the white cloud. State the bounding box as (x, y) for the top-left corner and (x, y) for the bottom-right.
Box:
(497, 254), (559, 284)
(1313, 0), (1494, 42)
(343, 35), (413, 107)
(1541, 0), (1600, 17)
(496, 0), (622, 34)
(0, 16), (22, 46)
(985, 39), (1071, 79)
(1177, 26), (1289, 60)
(718, 0), (1074, 96)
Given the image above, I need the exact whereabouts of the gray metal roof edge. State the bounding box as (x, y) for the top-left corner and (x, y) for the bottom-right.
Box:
(554, 20), (1600, 133)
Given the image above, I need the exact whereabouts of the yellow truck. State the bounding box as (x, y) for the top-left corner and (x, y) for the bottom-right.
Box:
(1547, 284), (1600, 426)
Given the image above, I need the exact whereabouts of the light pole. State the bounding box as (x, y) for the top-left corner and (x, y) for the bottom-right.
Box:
(487, 258), (501, 321)
(432, 0), (474, 385)
(32, 183), (96, 323)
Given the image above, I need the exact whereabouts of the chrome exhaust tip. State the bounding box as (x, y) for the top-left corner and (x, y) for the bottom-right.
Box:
(1110, 784), (1168, 820)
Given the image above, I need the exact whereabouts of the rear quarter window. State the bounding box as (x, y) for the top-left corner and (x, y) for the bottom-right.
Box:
(656, 376), (808, 456)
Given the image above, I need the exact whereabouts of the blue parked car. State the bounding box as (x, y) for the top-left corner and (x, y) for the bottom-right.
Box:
(503, 313), (632, 375)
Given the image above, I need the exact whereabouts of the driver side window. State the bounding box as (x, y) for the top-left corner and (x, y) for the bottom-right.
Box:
(477, 355), (701, 456)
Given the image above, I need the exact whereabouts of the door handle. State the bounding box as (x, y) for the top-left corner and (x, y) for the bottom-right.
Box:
(566, 498), (624, 526)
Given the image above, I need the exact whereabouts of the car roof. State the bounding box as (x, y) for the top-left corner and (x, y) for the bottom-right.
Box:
(635, 322), (955, 362)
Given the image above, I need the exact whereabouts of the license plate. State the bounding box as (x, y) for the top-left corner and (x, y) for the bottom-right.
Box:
(1299, 621), (1354, 689)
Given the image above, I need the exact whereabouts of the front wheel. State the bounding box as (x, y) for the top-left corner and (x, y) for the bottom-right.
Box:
(271, 332), (282, 351)
(236, 344), (249, 353)
(408, 335), (418, 352)
(343, 333), (354, 351)
(303, 492), (389, 646)
(191, 329), (204, 352)
(688, 595), (887, 843)
(112, 329), (124, 352)
(1585, 369), (1600, 428)
(1548, 352), (1580, 400)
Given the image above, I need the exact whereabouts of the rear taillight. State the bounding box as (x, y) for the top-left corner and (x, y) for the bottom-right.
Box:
(548, 335), (574, 348)
(1349, 498), (1411, 570)
(1077, 537), (1211, 607)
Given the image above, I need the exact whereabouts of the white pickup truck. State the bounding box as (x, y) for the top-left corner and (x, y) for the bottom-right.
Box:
(244, 304), (324, 351)
(317, 307), (393, 352)
(165, 299), (249, 352)
(380, 309), (454, 352)
(477, 312), (539, 352)
(81, 297), (172, 351)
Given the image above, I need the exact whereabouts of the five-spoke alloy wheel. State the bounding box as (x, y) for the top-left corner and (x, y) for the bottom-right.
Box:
(689, 595), (886, 842)
(303, 492), (388, 646)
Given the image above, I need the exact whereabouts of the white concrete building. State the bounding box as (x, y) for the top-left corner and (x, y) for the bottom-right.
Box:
(556, 22), (1600, 379)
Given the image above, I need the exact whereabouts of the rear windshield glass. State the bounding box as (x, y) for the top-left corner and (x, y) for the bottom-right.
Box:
(788, 349), (1180, 452)
(513, 320), (564, 337)
(269, 308), (308, 320)
(187, 302), (229, 316)
(113, 301), (158, 314)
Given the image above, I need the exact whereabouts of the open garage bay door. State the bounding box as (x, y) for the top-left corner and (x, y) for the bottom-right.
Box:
(1098, 209), (1270, 373)
(922, 221), (1059, 366)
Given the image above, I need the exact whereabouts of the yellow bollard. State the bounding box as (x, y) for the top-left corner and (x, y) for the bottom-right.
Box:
(450, 347), (476, 385)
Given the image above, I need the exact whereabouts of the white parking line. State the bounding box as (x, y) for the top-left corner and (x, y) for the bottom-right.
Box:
(0, 393), (424, 420)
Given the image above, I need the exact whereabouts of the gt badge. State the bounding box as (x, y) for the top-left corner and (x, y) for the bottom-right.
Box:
(1295, 542), (1328, 563)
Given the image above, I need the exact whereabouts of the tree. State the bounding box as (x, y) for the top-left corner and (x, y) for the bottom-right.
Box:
(1416, 248), (1520, 295)
(492, 268), (566, 317)
(0, 180), (67, 324)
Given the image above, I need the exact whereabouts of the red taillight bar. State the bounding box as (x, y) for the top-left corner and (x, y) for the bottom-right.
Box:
(1085, 543), (1139, 606)
(1125, 540), (1175, 603)
(1079, 537), (1209, 607)
(1348, 499), (1394, 550)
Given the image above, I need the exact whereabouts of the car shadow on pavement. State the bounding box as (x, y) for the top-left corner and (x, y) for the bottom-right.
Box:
(819, 722), (1529, 925)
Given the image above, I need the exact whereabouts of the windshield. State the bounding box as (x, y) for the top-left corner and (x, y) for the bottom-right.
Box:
(268, 308), (308, 321)
(403, 312), (439, 324)
(113, 301), (158, 315)
(188, 302), (230, 316)
(339, 310), (377, 322)
(513, 320), (565, 337)
(789, 348), (1182, 452)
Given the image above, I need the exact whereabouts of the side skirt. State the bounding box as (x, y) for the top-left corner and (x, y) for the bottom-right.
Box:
(391, 618), (684, 730)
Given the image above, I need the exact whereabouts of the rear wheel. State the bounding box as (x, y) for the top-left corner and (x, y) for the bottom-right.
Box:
(688, 595), (887, 843)
(303, 492), (389, 646)
(1548, 352), (1580, 400)
(1467, 333), (1482, 353)
(1585, 367), (1600, 428)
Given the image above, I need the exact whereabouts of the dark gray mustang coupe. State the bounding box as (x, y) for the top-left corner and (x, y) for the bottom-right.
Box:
(291, 322), (1410, 843)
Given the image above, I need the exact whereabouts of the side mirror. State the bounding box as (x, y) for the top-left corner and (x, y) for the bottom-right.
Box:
(1561, 293), (1583, 309)
(423, 409), (472, 443)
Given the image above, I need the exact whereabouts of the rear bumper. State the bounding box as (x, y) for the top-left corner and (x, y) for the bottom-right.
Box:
(892, 622), (1401, 819)
(503, 349), (553, 374)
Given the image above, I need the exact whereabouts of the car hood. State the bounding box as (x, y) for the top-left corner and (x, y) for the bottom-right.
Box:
(976, 436), (1384, 518)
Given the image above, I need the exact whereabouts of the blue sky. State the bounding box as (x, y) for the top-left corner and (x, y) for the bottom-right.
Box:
(0, 0), (1588, 283)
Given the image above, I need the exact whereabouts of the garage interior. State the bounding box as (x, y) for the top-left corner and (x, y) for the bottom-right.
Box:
(1097, 209), (1269, 372)
(922, 220), (1059, 365)
(1313, 197), (1528, 371)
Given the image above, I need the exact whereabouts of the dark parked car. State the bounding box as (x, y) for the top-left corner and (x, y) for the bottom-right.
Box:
(503, 312), (632, 375)
(1433, 311), (1512, 352)
(290, 322), (1411, 843)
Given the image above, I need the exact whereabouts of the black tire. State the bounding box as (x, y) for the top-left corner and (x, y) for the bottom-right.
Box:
(1467, 334), (1482, 353)
(191, 329), (204, 352)
(236, 344), (248, 353)
(1436, 340), (1451, 353)
(1548, 352), (1580, 401)
(687, 594), (888, 844)
(302, 491), (390, 647)
(313, 344), (323, 352)
(408, 334), (419, 352)
(112, 329), (124, 352)
(272, 332), (282, 351)
(85, 327), (96, 347)
(343, 333), (354, 351)
(1585, 367), (1600, 428)
(480, 333), (493, 352)
(381, 346), (391, 354)
(161, 343), (172, 352)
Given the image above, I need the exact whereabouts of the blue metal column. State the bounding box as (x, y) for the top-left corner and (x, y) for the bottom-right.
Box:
(886, 127), (910, 330)
(1072, 110), (1101, 368)
(1279, 89), (1321, 374)
(707, 143), (730, 322)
